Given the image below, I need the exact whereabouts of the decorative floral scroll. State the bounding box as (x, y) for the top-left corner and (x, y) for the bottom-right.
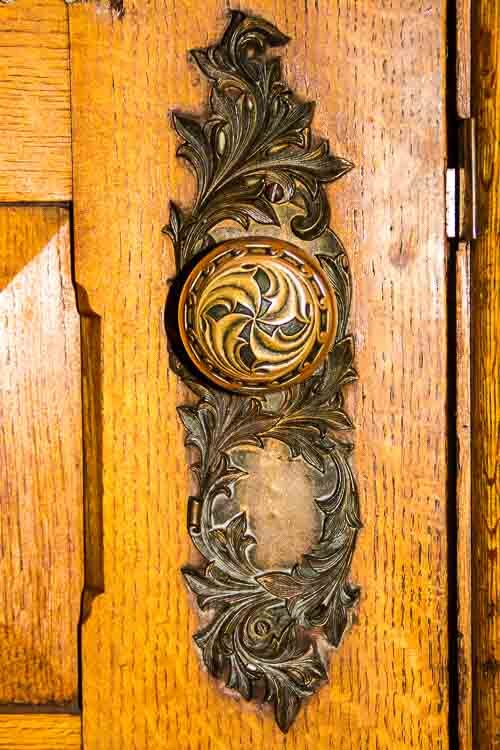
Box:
(164, 11), (360, 732)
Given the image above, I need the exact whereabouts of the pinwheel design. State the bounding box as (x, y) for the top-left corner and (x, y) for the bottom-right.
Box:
(198, 261), (317, 381)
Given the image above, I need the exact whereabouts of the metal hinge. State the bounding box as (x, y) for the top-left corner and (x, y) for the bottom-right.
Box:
(447, 118), (479, 240)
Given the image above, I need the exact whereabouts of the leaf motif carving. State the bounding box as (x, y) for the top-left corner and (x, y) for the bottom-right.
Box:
(163, 10), (353, 269)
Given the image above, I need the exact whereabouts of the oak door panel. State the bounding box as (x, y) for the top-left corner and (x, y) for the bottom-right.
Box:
(0, 714), (82, 750)
(471, 0), (500, 745)
(0, 207), (83, 706)
(68, 1), (449, 748)
(0, 1), (72, 202)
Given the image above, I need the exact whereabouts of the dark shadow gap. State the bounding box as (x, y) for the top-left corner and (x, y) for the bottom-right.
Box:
(68, 204), (105, 713)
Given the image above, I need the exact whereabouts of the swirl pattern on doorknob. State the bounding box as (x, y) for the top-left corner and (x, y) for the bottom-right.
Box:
(178, 239), (337, 393)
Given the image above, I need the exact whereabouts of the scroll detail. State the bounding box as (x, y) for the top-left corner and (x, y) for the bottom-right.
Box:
(164, 11), (360, 733)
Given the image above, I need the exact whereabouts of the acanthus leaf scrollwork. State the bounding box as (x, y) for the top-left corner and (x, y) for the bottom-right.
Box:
(164, 10), (361, 733)
(164, 11), (353, 271)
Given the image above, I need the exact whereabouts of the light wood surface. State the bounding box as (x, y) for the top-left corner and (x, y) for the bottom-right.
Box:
(68, 2), (449, 748)
(471, 1), (500, 747)
(456, 0), (471, 119)
(0, 0), (72, 202)
(0, 714), (81, 750)
(0, 207), (83, 705)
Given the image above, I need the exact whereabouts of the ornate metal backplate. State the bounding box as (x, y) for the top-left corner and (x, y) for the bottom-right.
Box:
(164, 11), (360, 733)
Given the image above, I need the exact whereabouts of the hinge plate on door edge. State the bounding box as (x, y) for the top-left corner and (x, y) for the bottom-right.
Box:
(447, 118), (479, 240)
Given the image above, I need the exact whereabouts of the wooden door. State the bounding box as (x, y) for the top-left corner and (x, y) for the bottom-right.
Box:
(0, 2), (497, 749)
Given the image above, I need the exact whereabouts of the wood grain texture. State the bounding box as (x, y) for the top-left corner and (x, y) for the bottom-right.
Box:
(456, 0), (471, 118)
(0, 0), (72, 201)
(68, 2), (449, 747)
(471, 1), (500, 746)
(0, 714), (81, 750)
(66, 0), (125, 15)
(454, 25), (473, 746)
(456, 243), (472, 750)
(0, 207), (83, 704)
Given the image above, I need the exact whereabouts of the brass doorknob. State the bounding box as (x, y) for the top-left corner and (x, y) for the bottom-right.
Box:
(178, 237), (337, 394)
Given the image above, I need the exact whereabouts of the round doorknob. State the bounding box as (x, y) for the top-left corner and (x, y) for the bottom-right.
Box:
(178, 237), (337, 394)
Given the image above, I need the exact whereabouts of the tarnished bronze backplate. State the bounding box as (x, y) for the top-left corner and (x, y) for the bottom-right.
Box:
(163, 10), (360, 734)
